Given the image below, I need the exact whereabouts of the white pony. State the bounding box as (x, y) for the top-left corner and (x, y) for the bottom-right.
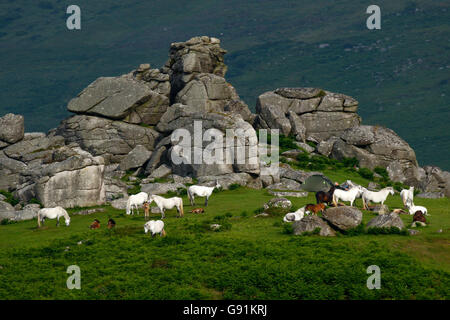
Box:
(407, 204), (428, 216)
(144, 220), (166, 237)
(283, 207), (306, 222)
(400, 186), (414, 208)
(37, 207), (70, 227)
(187, 180), (221, 206)
(126, 192), (149, 215)
(361, 187), (394, 209)
(148, 194), (184, 219)
(333, 186), (364, 207)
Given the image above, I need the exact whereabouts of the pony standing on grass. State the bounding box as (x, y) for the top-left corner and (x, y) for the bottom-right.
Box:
(126, 192), (149, 215)
(362, 187), (394, 210)
(148, 195), (184, 219)
(37, 207), (70, 227)
(332, 186), (364, 207)
(400, 186), (415, 208)
(187, 180), (221, 206)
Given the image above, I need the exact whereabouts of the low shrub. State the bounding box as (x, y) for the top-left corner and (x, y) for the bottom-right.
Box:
(358, 167), (374, 180)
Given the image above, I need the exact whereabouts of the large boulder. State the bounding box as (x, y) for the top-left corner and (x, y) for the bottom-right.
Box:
(197, 172), (262, 189)
(32, 147), (106, 208)
(56, 115), (160, 164)
(0, 150), (27, 191)
(292, 215), (336, 236)
(331, 125), (421, 186)
(119, 145), (153, 171)
(255, 88), (360, 141)
(263, 197), (292, 211)
(322, 206), (363, 231)
(366, 212), (405, 230)
(141, 182), (186, 195)
(67, 76), (170, 125)
(0, 113), (24, 144)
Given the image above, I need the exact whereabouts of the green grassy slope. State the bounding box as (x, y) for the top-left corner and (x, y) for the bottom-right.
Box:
(0, 0), (449, 169)
(0, 186), (449, 299)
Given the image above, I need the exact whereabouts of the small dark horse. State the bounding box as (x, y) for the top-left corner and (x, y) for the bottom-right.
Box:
(315, 186), (336, 205)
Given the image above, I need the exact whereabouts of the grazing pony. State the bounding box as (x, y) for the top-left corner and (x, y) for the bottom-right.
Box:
(283, 207), (305, 222)
(37, 207), (70, 227)
(400, 186), (414, 208)
(144, 220), (166, 237)
(411, 210), (427, 227)
(332, 186), (364, 207)
(361, 187), (394, 210)
(148, 195), (184, 219)
(187, 180), (221, 206)
(90, 219), (100, 229)
(305, 203), (326, 215)
(126, 192), (149, 215)
(315, 186), (336, 205)
(107, 218), (116, 229)
(190, 208), (205, 214)
(407, 204), (428, 216)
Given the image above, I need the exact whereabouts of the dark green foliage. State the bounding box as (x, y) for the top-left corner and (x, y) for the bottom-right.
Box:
(228, 183), (241, 190)
(374, 167), (389, 181)
(358, 168), (374, 180)
(366, 227), (408, 236)
(342, 157), (359, 168)
(282, 223), (294, 234)
(300, 227), (321, 236)
(0, 190), (19, 206)
(29, 198), (43, 208)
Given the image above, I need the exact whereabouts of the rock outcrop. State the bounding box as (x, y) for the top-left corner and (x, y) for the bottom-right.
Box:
(255, 88), (360, 142)
(292, 215), (336, 236)
(331, 125), (421, 186)
(56, 115), (160, 164)
(0, 113), (24, 145)
(322, 206), (363, 231)
(366, 212), (405, 230)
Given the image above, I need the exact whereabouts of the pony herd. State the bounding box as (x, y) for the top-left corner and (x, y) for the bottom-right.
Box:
(283, 180), (429, 223)
(36, 180), (222, 237)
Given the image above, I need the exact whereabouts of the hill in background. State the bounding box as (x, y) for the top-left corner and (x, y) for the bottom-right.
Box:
(0, 0), (448, 169)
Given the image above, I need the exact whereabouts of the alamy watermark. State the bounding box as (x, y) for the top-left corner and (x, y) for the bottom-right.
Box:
(366, 265), (381, 289)
(66, 265), (81, 289)
(66, 5), (81, 30)
(366, 5), (381, 30)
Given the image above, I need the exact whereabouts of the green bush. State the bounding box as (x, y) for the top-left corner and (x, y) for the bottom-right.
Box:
(282, 223), (294, 234)
(228, 183), (241, 190)
(374, 167), (389, 181)
(342, 157), (359, 168)
(0, 190), (20, 206)
(358, 168), (374, 180)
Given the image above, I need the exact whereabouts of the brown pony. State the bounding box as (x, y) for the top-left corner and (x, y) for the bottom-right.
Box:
(107, 218), (116, 229)
(90, 219), (100, 229)
(413, 211), (426, 224)
(190, 208), (205, 214)
(315, 186), (335, 206)
(143, 202), (150, 220)
(305, 203), (326, 214)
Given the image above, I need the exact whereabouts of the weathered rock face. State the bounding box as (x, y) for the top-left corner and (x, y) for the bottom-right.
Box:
(0, 113), (24, 145)
(166, 36), (227, 100)
(131, 64), (171, 97)
(331, 125), (421, 186)
(322, 206), (363, 231)
(154, 103), (259, 178)
(67, 76), (170, 126)
(255, 88), (360, 141)
(292, 215), (336, 236)
(33, 147), (106, 208)
(56, 115), (160, 164)
(366, 212), (405, 230)
(419, 166), (450, 196)
(119, 145), (152, 171)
